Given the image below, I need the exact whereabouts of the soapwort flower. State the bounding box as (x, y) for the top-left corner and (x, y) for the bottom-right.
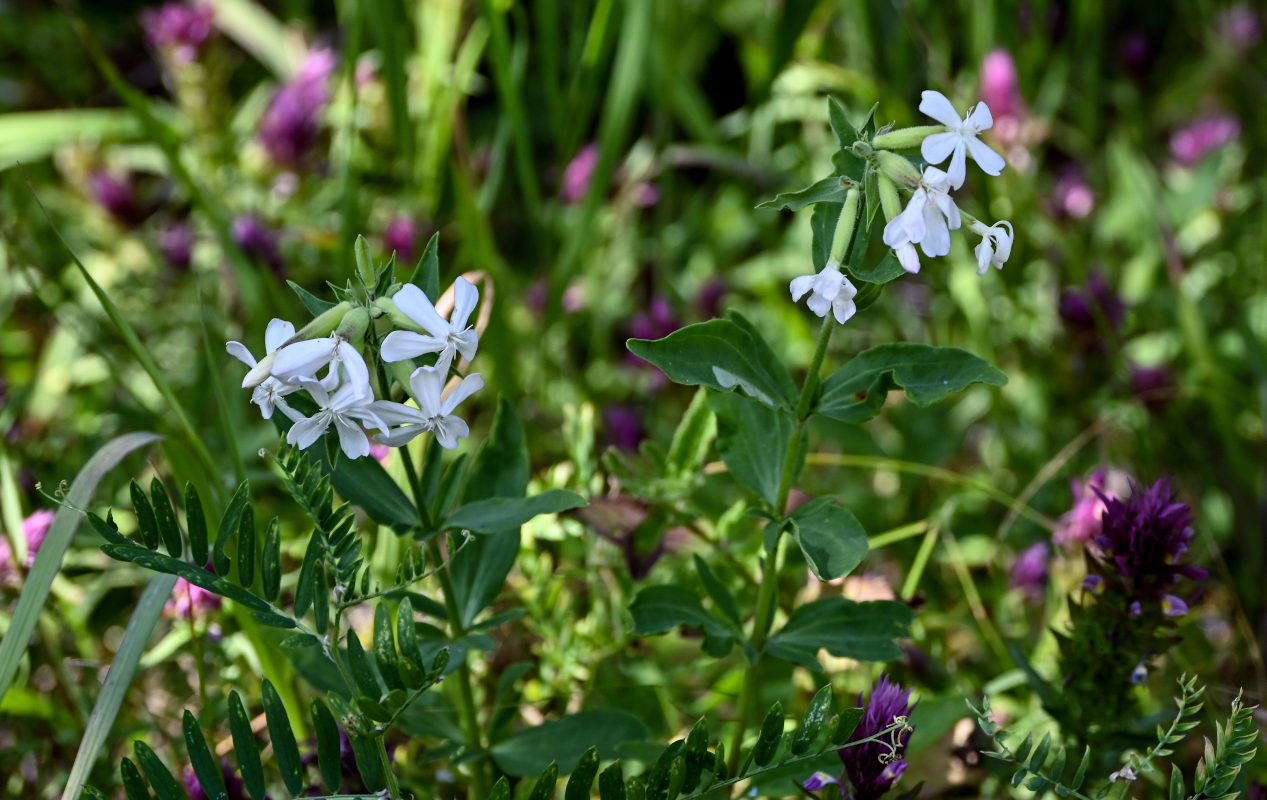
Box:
(789, 259), (858, 324)
(969, 220), (1014, 274)
(918, 90), (1006, 189)
(226, 318), (306, 421)
(370, 366), (484, 449)
(285, 363), (386, 460)
(882, 167), (961, 259)
(270, 334), (371, 390)
(381, 279), (480, 373)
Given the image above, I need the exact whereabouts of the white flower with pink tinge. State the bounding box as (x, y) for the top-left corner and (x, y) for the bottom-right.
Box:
(918, 90), (1006, 189)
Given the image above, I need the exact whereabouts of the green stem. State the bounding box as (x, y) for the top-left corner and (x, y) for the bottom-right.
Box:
(728, 316), (835, 779)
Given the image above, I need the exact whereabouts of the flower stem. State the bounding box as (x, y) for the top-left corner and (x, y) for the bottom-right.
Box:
(728, 315), (835, 779)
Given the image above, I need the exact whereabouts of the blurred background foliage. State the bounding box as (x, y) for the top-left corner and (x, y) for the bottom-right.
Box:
(1, 0), (1266, 796)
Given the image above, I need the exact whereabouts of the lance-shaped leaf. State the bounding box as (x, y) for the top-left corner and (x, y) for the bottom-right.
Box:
(150, 478), (182, 558)
(229, 691), (266, 800)
(185, 483), (207, 565)
(757, 176), (850, 211)
(766, 597), (914, 668)
(790, 499), (868, 581)
(183, 710), (227, 800)
(443, 489), (587, 534)
(816, 343), (1007, 423)
(627, 312), (797, 410)
(708, 391), (794, 509)
(261, 679), (304, 795)
(491, 711), (651, 776)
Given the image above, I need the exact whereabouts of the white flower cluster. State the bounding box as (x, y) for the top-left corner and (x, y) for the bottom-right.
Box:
(883, 90), (1013, 276)
(790, 89), (1015, 325)
(228, 277), (484, 459)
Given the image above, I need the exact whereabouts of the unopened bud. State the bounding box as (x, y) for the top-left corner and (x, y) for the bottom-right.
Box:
(877, 174), (903, 221)
(242, 351), (276, 388)
(295, 300), (354, 340)
(876, 151), (923, 189)
(872, 124), (944, 151)
(375, 295), (425, 334)
(335, 307), (370, 341)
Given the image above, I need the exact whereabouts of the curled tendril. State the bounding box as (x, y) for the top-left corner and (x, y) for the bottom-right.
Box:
(876, 716), (912, 765)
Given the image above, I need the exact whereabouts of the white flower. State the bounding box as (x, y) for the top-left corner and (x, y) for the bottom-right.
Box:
(882, 166), (961, 258)
(918, 90), (1006, 189)
(226, 318), (304, 421)
(789, 259), (858, 324)
(1108, 766), (1138, 783)
(270, 335), (371, 390)
(369, 366), (484, 449)
(286, 363), (386, 459)
(970, 220), (1014, 274)
(380, 278), (480, 373)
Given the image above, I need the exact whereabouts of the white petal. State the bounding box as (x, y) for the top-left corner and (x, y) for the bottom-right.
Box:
(287, 413), (329, 450)
(895, 244), (921, 273)
(392, 284), (450, 338)
(975, 239), (994, 275)
(272, 338), (335, 381)
(945, 147), (967, 190)
(920, 131), (959, 166)
(895, 192), (928, 243)
(409, 366), (448, 416)
(330, 376), (374, 411)
(432, 415), (470, 449)
(966, 136), (1006, 176)
(831, 295), (857, 324)
(264, 319), (296, 353)
(450, 277), (479, 329)
(226, 341), (257, 368)
(334, 343), (371, 392)
(919, 90), (962, 128)
(919, 203), (951, 257)
(789, 274), (815, 302)
(935, 192), (962, 230)
(454, 330), (479, 362)
(442, 373), (485, 415)
(274, 397), (306, 423)
(992, 222), (1015, 262)
(374, 426), (427, 447)
(367, 400), (425, 427)
(805, 292), (831, 318)
(964, 101), (995, 132)
(332, 416), (370, 459)
(381, 330), (445, 362)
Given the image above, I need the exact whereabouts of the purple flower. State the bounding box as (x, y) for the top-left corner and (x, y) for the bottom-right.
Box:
(695, 278), (727, 319)
(382, 215), (419, 263)
(1059, 270), (1124, 352)
(90, 171), (149, 228)
(141, 2), (215, 64)
(1052, 168), (1095, 220)
(259, 49), (337, 168)
(231, 215), (283, 275)
(1056, 469), (1114, 547)
(816, 676), (915, 800)
(158, 220), (194, 271)
(628, 297), (681, 342)
(1218, 5), (1261, 50)
(1170, 115), (1241, 167)
(167, 570), (222, 619)
(1129, 364), (1174, 413)
(1089, 478), (1207, 617)
(22, 510), (53, 567)
(183, 760), (245, 800)
(1009, 542), (1049, 599)
(561, 143), (598, 204)
(603, 405), (645, 452)
(980, 49), (1023, 123)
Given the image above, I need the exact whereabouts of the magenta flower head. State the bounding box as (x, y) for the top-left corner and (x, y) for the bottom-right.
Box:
(561, 143), (599, 204)
(90, 171), (150, 228)
(1059, 270), (1124, 354)
(231, 215), (283, 275)
(1055, 469), (1116, 547)
(980, 49), (1022, 122)
(1170, 115), (1241, 167)
(157, 220), (194, 271)
(382, 215), (419, 263)
(806, 676), (916, 799)
(259, 49), (337, 168)
(1085, 478), (1207, 617)
(141, 2), (215, 64)
(1218, 5), (1261, 51)
(1010, 542), (1049, 599)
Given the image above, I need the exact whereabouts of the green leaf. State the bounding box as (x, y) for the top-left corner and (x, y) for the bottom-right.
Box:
(490, 777), (511, 800)
(790, 500), (868, 581)
(374, 602), (405, 692)
(311, 698), (342, 793)
(120, 758), (151, 800)
(599, 762), (626, 800)
(150, 479), (183, 558)
(185, 483), (208, 566)
(849, 250), (907, 285)
(629, 585), (733, 641)
(708, 391), (793, 508)
(229, 691), (266, 800)
(753, 702), (785, 766)
(444, 489), (587, 534)
(566, 747), (601, 800)
(347, 634), (382, 699)
(627, 312), (797, 410)
(131, 480), (159, 550)
(100, 544), (270, 612)
(213, 481), (250, 577)
(287, 280), (337, 316)
(261, 679), (304, 795)
(665, 388), (717, 480)
(133, 741), (183, 800)
(397, 597), (422, 669)
(757, 176), (850, 211)
(790, 685), (833, 755)
(0, 108), (141, 165)
(261, 518), (281, 603)
(1169, 764), (1185, 800)
(693, 555), (743, 633)
(816, 344), (1007, 423)
(810, 201), (843, 272)
(529, 763), (560, 800)
(831, 148), (866, 182)
(491, 711), (652, 776)
(236, 504), (255, 589)
(184, 710), (228, 800)
(827, 96), (856, 149)
(409, 232), (441, 300)
(830, 707), (864, 745)
(766, 598), (914, 668)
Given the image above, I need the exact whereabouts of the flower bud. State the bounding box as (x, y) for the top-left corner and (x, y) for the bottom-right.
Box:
(334, 307), (370, 343)
(875, 151), (923, 189)
(241, 351), (276, 388)
(374, 295), (426, 334)
(872, 125), (944, 151)
(295, 300), (354, 341)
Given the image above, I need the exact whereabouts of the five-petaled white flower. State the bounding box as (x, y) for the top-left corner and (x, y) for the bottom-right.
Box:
(270, 334), (371, 390)
(380, 278), (480, 374)
(918, 90), (1006, 190)
(226, 318), (305, 421)
(286, 363), (387, 459)
(969, 220), (1014, 274)
(882, 166), (961, 258)
(370, 366), (484, 449)
(789, 259), (859, 324)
